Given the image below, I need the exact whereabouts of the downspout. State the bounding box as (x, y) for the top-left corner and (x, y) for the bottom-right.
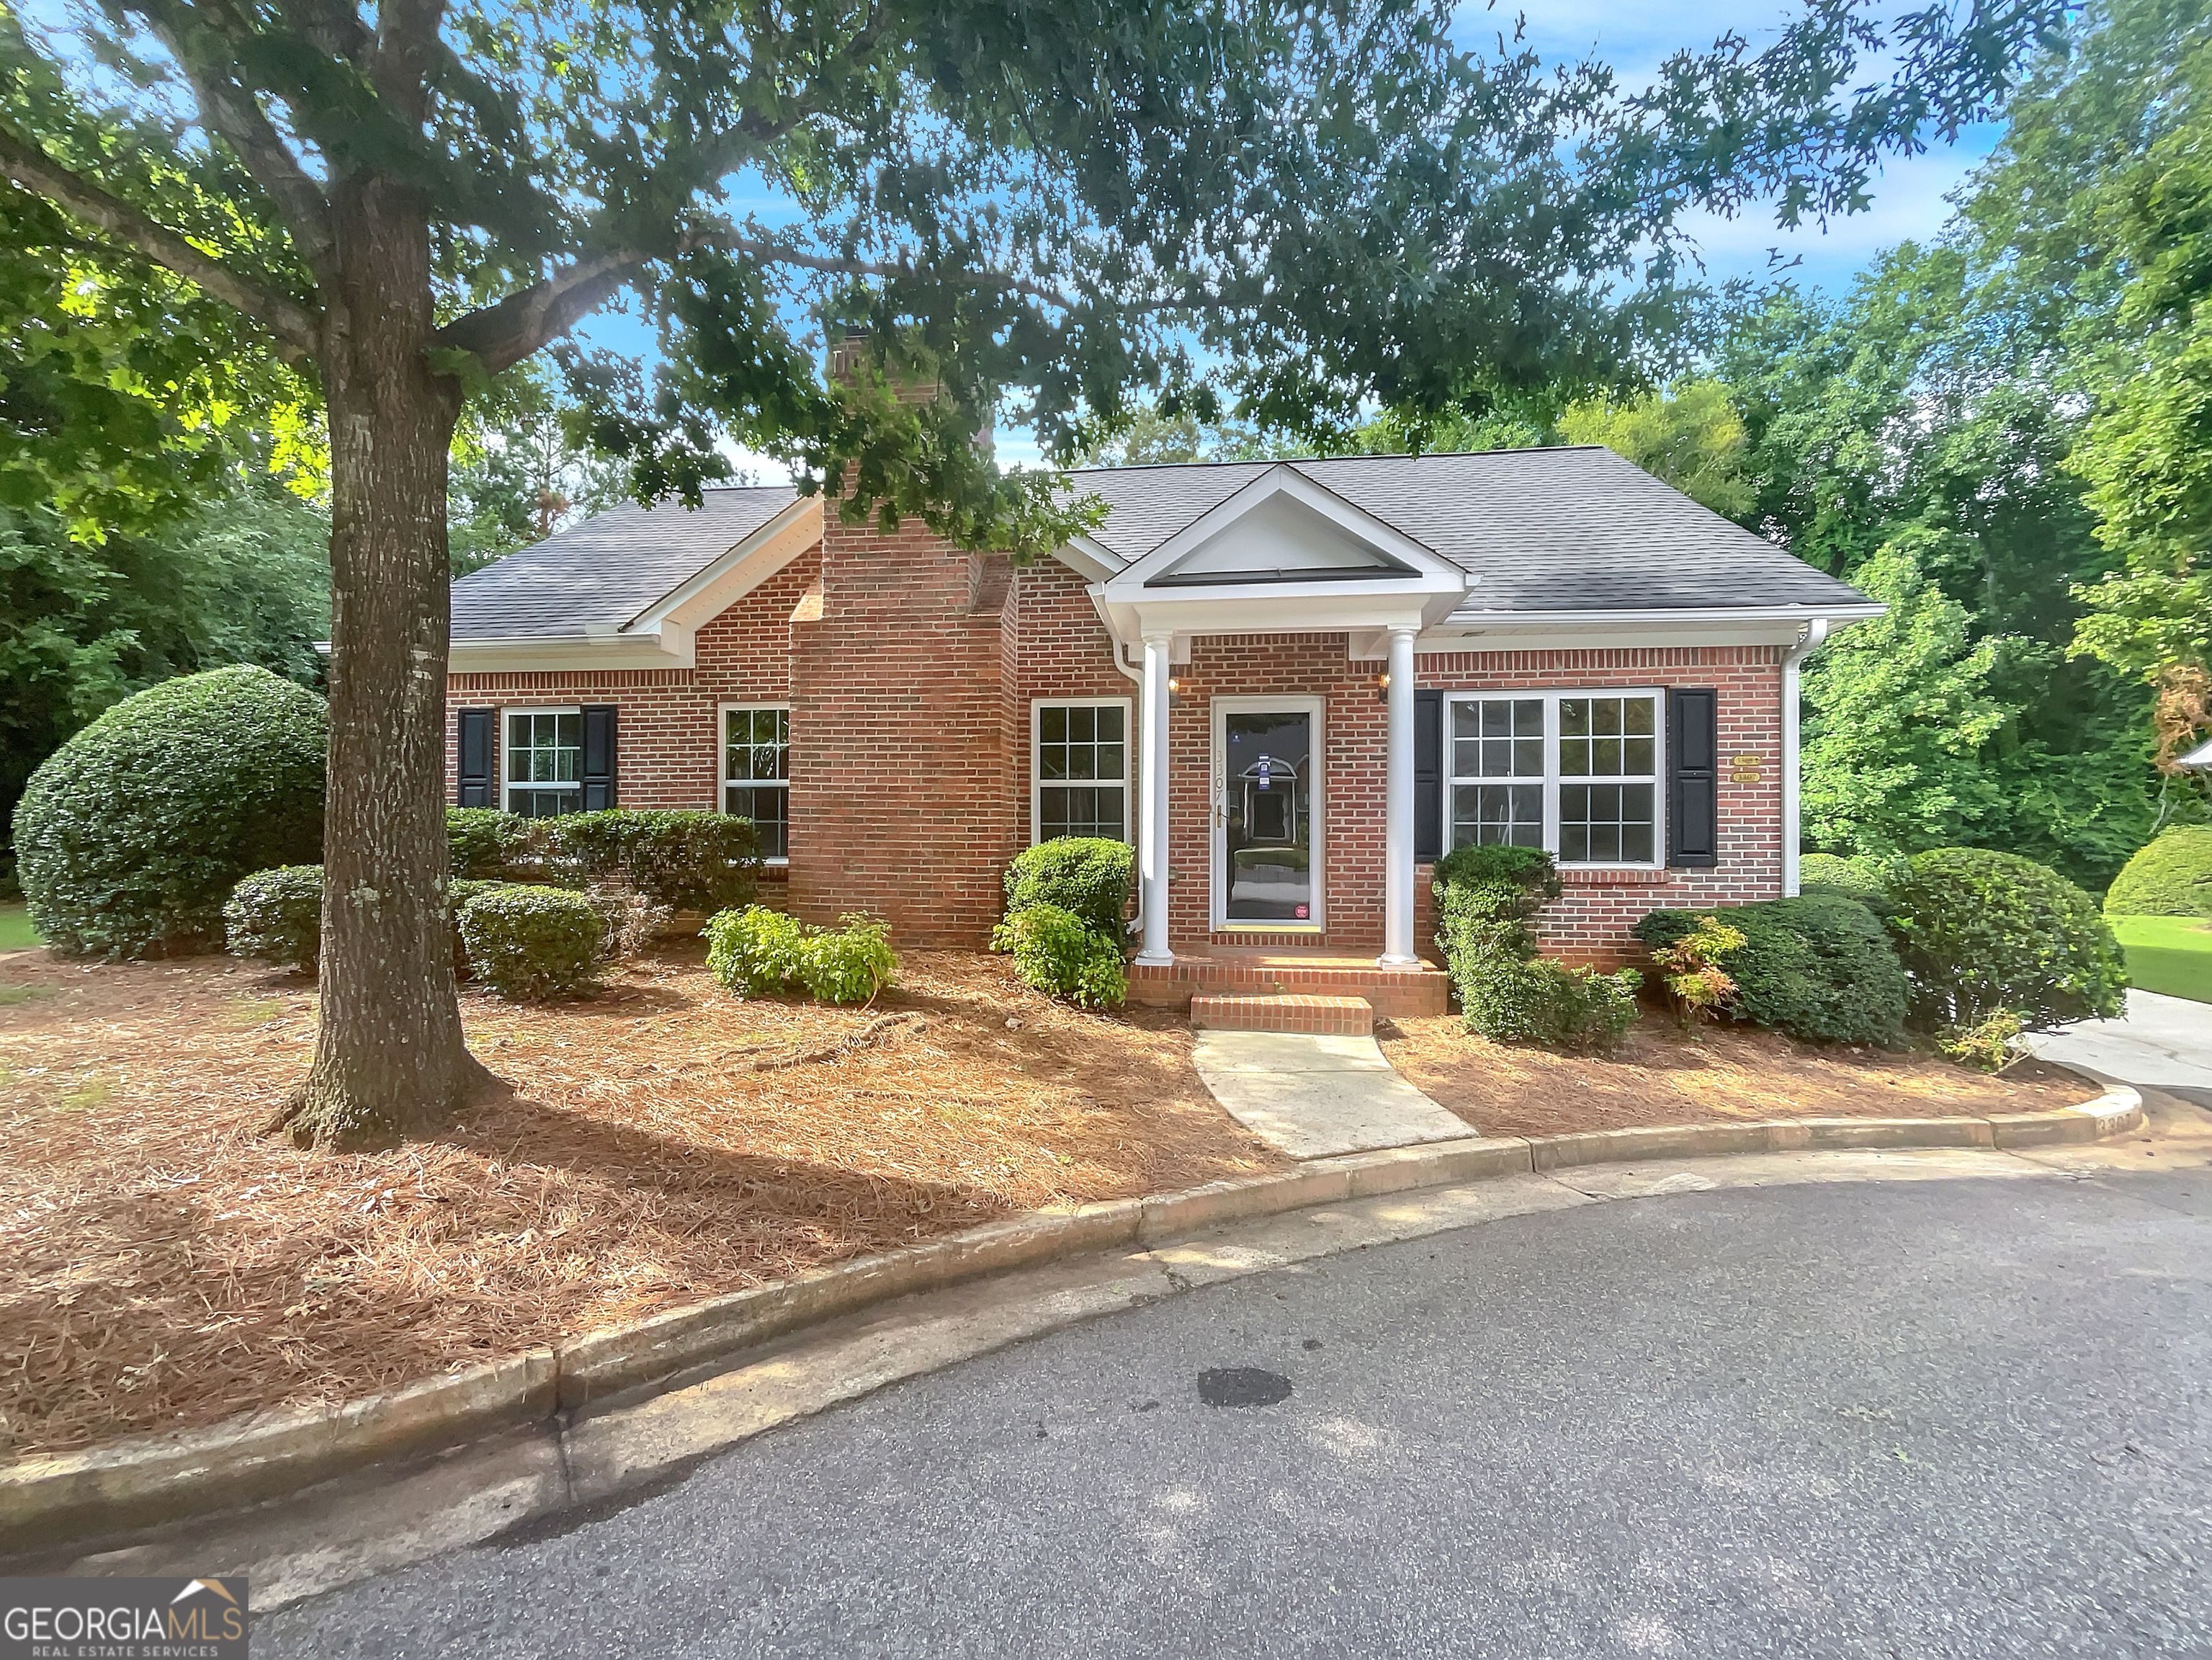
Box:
(1107, 629), (1148, 943)
(1780, 619), (1832, 896)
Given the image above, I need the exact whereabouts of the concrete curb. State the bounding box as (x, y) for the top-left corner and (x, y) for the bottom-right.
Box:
(0, 1084), (2141, 1557)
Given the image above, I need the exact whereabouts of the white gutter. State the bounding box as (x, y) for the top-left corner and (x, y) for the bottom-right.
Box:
(1781, 619), (1833, 896)
(1445, 603), (1886, 630)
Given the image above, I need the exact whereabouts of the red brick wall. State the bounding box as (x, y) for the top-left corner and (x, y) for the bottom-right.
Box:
(1010, 558), (1134, 846)
(442, 548), (818, 814)
(1167, 637), (1784, 964)
(784, 512), (1018, 946)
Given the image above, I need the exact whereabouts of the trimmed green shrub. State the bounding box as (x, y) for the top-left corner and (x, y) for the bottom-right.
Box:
(446, 878), (509, 976)
(797, 914), (898, 1004)
(706, 906), (895, 1003)
(706, 905), (810, 996)
(542, 808), (759, 913)
(1888, 847), (2127, 1030)
(457, 885), (603, 1000)
(1799, 852), (1902, 911)
(447, 808), (542, 881)
(1003, 838), (1134, 939)
(1433, 844), (1639, 1050)
(2103, 826), (2212, 919)
(224, 865), (323, 973)
(14, 666), (326, 958)
(1636, 895), (1909, 1048)
(992, 903), (1128, 1008)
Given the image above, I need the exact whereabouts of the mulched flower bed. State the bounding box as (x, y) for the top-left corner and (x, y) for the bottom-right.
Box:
(0, 947), (1280, 1461)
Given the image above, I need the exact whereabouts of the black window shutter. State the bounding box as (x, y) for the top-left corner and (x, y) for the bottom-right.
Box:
(1667, 688), (1719, 868)
(1414, 690), (1443, 862)
(456, 708), (496, 807)
(581, 705), (619, 810)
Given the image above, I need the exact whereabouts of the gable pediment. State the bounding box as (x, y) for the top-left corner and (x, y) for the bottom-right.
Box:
(1147, 490), (1418, 586)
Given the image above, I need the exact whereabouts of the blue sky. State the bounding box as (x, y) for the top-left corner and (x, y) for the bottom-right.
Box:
(626, 1), (2000, 478)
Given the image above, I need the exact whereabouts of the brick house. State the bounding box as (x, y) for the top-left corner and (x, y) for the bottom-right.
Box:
(444, 448), (1879, 1013)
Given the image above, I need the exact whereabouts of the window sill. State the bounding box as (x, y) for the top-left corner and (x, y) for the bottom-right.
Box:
(1557, 866), (1672, 885)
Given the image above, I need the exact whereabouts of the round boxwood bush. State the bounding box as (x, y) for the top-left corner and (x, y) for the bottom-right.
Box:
(2103, 826), (2212, 919)
(457, 885), (603, 1000)
(1003, 837), (1133, 939)
(14, 666), (327, 957)
(225, 865), (323, 973)
(1636, 894), (1909, 1048)
(1889, 847), (2128, 1030)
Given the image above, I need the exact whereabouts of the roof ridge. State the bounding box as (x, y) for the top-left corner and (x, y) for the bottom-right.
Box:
(1067, 444), (1617, 476)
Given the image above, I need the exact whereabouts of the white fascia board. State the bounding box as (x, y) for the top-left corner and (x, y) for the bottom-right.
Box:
(1410, 604), (1887, 657)
(1102, 577), (1465, 646)
(1054, 535), (1123, 584)
(1114, 462), (1453, 587)
(447, 633), (694, 673)
(624, 495), (823, 635)
(1443, 602), (1887, 630)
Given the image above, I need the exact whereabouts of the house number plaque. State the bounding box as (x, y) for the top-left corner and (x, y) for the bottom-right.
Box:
(1729, 754), (1763, 785)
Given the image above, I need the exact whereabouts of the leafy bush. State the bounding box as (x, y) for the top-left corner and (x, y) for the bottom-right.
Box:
(1938, 1009), (2026, 1074)
(14, 666), (326, 958)
(457, 885), (603, 1000)
(797, 914), (898, 1004)
(2103, 826), (2212, 918)
(446, 878), (509, 976)
(1636, 894), (1909, 1048)
(1433, 844), (1637, 1050)
(706, 906), (895, 1004)
(542, 809), (758, 912)
(447, 808), (542, 881)
(992, 903), (1128, 1008)
(1003, 837), (1134, 939)
(705, 905), (810, 996)
(224, 865), (323, 973)
(1647, 914), (1744, 1028)
(1888, 847), (2127, 1030)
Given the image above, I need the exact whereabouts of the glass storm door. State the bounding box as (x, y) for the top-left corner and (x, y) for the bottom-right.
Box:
(1215, 701), (1320, 927)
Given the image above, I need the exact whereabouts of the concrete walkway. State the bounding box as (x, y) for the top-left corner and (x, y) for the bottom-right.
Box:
(2030, 989), (2212, 1101)
(1191, 1029), (1469, 1159)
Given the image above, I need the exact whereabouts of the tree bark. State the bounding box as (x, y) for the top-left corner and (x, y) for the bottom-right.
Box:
(272, 171), (493, 1149)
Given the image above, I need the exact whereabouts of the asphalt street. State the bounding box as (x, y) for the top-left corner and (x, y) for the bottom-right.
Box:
(260, 1167), (2209, 1659)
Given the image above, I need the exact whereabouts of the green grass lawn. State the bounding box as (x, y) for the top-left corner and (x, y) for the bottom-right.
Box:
(2110, 914), (2212, 1004)
(0, 903), (40, 951)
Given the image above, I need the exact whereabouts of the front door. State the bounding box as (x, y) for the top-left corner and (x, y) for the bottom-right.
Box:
(1212, 697), (1323, 931)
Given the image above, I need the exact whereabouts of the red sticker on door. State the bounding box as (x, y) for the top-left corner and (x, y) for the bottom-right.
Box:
(1294, 904), (1309, 919)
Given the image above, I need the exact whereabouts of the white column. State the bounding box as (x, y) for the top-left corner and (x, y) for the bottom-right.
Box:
(1379, 625), (1419, 965)
(1136, 633), (1174, 965)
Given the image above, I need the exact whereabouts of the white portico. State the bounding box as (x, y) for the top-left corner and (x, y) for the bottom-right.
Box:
(1062, 463), (1473, 969)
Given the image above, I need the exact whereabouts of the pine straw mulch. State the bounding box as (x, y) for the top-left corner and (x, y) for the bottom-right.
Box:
(1378, 1009), (2103, 1141)
(0, 946), (1281, 1463)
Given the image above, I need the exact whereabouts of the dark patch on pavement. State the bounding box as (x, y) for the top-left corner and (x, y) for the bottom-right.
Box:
(1197, 1367), (1291, 1407)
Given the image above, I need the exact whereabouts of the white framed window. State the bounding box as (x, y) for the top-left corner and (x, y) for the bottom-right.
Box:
(1032, 698), (1131, 843)
(1446, 690), (1663, 867)
(721, 704), (790, 861)
(503, 708), (584, 817)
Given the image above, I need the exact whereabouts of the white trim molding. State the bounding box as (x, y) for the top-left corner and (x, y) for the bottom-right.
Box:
(718, 701), (792, 865)
(1441, 688), (1667, 871)
(1210, 693), (1327, 934)
(1029, 696), (1134, 847)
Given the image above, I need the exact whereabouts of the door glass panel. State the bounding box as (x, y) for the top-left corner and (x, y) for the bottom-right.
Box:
(1222, 708), (1315, 924)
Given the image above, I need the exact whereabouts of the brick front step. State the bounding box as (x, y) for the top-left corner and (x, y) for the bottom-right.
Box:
(1191, 993), (1374, 1035)
(1131, 949), (1452, 1019)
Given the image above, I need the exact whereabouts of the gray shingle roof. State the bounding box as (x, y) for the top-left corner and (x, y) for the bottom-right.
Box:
(450, 486), (799, 641)
(1070, 447), (1873, 614)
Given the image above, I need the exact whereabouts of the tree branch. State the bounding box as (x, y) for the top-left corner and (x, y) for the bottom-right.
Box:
(136, 3), (339, 283)
(0, 121), (323, 362)
(432, 250), (649, 374)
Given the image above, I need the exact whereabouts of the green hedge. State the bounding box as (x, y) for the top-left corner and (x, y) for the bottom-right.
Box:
(705, 906), (897, 1004)
(447, 809), (542, 882)
(447, 878), (509, 976)
(1889, 847), (2126, 1030)
(457, 885), (603, 1000)
(1003, 838), (1133, 939)
(992, 903), (1128, 1008)
(2103, 826), (2212, 919)
(542, 809), (758, 913)
(1635, 894), (1909, 1048)
(1433, 844), (1639, 1050)
(14, 666), (327, 958)
(224, 865), (324, 973)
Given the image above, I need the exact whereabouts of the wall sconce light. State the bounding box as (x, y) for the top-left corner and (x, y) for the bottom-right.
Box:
(1375, 671), (1391, 704)
(1168, 677), (1183, 709)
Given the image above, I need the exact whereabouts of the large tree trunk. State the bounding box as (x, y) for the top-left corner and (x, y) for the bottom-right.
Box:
(273, 174), (493, 1150)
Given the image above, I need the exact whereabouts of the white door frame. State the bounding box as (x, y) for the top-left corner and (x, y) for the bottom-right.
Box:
(1210, 694), (1325, 933)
